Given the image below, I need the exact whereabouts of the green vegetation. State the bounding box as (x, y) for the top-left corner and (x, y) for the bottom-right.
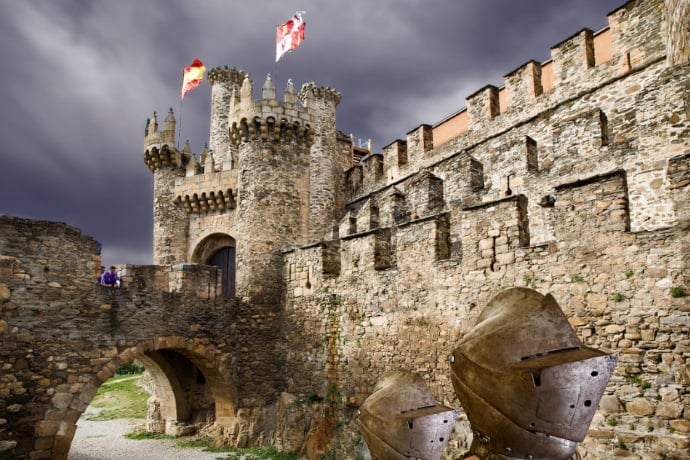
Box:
(306, 391), (324, 403)
(83, 374), (149, 421)
(88, 375), (298, 460)
(116, 362), (145, 375)
(194, 442), (298, 459)
(571, 274), (585, 283)
(523, 274), (536, 288)
(626, 374), (643, 385)
(124, 432), (173, 440)
(606, 418), (619, 427)
(176, 438), (235, 452)
(611, 292), (625, 302)
(126, 434), (297, 459)
(625, 269), (634, 278)
(670, 286), (686, 298)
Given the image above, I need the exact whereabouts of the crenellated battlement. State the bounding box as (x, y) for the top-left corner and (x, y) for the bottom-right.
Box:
(143, 108), (176, 150)
(371, 0), (682, 192)
(143, 144), (184, 173)
(298, 82), (342, 107)
(206, 65), (246, 87)
(173, 169), (238, 214)
(229, 116), (313, 147)
(227, 75), (315, 135)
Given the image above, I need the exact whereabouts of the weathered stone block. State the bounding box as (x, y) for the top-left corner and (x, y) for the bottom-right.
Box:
(655, 401), (684, 418)
(626, 398), (656, 416)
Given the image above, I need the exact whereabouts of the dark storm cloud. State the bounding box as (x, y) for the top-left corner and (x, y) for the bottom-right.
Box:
(0, 0), (623, 265)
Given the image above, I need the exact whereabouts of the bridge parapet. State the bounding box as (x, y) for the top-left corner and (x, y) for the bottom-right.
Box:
(0, 216), (242, 459)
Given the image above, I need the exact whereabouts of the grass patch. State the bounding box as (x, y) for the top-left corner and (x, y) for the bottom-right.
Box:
(670, 286), (686, 298)
(220, 446), (299, 459)
(176, 440), (298, 459)
(83, 374), (149, 421)
(176, 438), (235, 452)
(125, 432), (174, 440)
(626, 374), (642, 385)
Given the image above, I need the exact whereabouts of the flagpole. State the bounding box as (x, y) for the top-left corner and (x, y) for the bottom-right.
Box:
(273, 21), (279, 89)
(273, 55), (280, 93)
(177, 69), (183, 149)
(177, 98), (183, 149)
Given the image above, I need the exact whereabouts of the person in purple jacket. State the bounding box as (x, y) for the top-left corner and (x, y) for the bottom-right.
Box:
(100, 265), (121, 288)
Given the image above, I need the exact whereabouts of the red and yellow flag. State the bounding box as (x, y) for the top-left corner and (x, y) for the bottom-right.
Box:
(181, 58), (206, 99)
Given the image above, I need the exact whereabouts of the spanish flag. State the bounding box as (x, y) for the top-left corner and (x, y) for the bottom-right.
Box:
(181, 58), (206, 99)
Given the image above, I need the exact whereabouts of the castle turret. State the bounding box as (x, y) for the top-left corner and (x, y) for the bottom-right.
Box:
(163, 108), (176, 143)
(228, 76), (315, 307)
(298, 83), (344, 243)
(663, 0), (690, 66)
(261, 74), (276, 99)
(207, 66), (246, 170)
(143, 110), (189, 264)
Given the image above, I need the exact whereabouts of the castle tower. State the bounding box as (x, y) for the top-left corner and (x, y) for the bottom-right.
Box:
(207, 66), (246, 170)
(144, 71), (340, 305)
(143, 109), (189, 265)
(663, 0), (690, 66)
(229, 75), (315, 307)
(299, 83), (344, 243)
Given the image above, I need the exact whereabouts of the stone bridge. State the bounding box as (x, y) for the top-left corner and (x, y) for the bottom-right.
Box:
(0, 216), (282, 459)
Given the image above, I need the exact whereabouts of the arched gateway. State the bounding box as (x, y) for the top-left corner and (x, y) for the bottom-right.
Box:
(47, 336), (236, 460)
(192, 233), (237, 298)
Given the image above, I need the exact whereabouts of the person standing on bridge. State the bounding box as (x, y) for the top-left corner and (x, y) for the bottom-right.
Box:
(100, 265), (121, 288)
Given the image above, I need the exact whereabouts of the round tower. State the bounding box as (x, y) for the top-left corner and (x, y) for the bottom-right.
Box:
(663, 0), (690, 66)
(299, 83), (344, 243)
(229, 75), (314, 307)
(143, 109), (189, 265)
(207, 66), (246, 170)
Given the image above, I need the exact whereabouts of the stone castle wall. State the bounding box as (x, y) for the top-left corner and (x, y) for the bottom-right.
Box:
(283, 0), (690, 457)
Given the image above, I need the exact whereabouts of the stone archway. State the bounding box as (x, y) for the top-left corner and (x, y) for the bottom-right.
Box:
(192, 233), (236, 297)
(42, 336), (236, 460)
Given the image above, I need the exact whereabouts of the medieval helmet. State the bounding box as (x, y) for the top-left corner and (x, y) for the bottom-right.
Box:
(358, 370), (459, 460)
(450, 288), (617, 460)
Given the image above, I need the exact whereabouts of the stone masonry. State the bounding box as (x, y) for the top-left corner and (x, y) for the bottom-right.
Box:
(281, 0), (690, 458)
(1, 0), (689, 459)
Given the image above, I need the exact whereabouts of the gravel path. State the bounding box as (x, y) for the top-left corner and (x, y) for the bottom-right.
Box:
(69, 419), (224, 460)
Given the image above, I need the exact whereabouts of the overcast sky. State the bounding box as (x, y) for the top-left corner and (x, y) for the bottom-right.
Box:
(0, 0), (624, 266)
